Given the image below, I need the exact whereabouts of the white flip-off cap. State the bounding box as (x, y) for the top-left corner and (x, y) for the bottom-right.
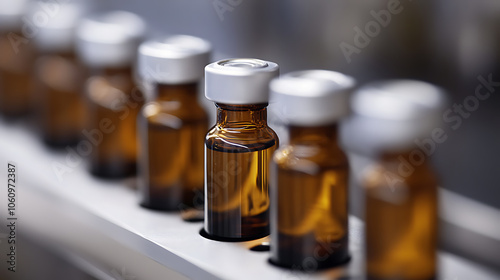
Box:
(0, 0), (29, 31)
(138, 35), (211, 85)
(30, 1), (91, 52)
(341, 80), (447, 155)
(76, 10), (146, 68)
(205, 58), (279, 104)
(270, 70), (356, 126)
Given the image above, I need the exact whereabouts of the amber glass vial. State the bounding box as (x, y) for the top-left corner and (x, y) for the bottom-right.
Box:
(76, 11), (146, 178)
(268, 70), (356, 270)
(136, 36), (211, 210)
(341, 81), (446, 280)
(33, 2), (90, 147)
(204, 58), (279, 241)
(0, 1), (36, 119)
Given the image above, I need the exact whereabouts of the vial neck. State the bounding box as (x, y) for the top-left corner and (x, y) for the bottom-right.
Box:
(288, 124), (340, 146)
(156, 82), (199, 102)
(216, 103), (268, 127)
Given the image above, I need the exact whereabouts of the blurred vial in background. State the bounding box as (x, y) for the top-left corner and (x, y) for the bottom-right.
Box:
(342, 81), (447, 280)
(204, 58), (279, 241)
(269, 70), (355, 270)
(32, 0), (92, 147)
(0, 0), (36, 119)
(76, 11), (146, 178)
(137, 35), (211, 213)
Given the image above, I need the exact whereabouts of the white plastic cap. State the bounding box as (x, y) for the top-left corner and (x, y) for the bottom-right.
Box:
(138, 35), (211, 85)
(270, 70), (356, 126)
(30, 1), (91, 52)
(76, 10), (146, 68)
(341, 80), (447, 155)
(205, 58), (279, 104)
(0, 0), (29, 31)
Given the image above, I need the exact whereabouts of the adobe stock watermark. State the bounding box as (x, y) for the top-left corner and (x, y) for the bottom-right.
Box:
(212, 0), (244, 21)
(339, 0), (413, 64)
(383, 74), (499, 189)
(8, 0), (71, 54)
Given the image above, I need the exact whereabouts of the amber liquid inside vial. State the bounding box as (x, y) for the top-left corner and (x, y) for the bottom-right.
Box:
(86, 67), (143, 178)
(205, 103), (278, 240)
(0, 31), (36, 119)
(139, 83), (208, 211)
(270, 125), (349, 270)
(37, 52), (86, 147)
(364, 152), (437, 280)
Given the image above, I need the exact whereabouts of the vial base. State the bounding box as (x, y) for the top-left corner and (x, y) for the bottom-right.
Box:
(43, 137), (81, 149)
(270, 162), (349, 270)
(203, 208), (270, 241)
(90, 161), (137, 179)
(140, 185), (203, 212)
(269, 234), (350, 270)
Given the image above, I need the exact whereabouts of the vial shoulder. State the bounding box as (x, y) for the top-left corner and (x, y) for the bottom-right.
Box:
(86, 72), (138, 105)
(142, 100), (208, 119)
(36, 55), (83, 92)
(205, 125), (277, 152)
(141, 101), (208, 130)
(273, 143), (348, 172)
(0, 32), (36, 69)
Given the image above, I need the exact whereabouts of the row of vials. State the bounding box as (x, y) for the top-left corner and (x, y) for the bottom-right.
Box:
(0, 2), (444, 279)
